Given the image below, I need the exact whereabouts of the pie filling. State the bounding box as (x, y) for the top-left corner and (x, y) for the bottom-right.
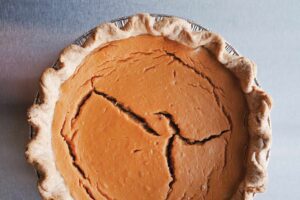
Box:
(52, 35), (249, 200)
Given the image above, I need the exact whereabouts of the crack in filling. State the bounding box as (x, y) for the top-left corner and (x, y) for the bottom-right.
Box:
(72, 91), (93, 124)
(165, 134), (176, 200)
(82, 183), (96, 200)
(93, 88), (160, 137)
(156, 112), (230, 145)
(60, 120), (86, 178)
(155, 111), (230, 200)
(60, 119), (95, 199)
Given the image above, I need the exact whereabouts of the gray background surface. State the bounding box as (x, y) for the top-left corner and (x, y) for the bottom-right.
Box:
(0, 0), (300, 199)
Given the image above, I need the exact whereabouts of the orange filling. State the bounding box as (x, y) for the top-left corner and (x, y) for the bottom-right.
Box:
(52, 35), (249, 200)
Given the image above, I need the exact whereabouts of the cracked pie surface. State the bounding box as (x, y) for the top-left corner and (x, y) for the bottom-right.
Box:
(26, 14), (272, 200)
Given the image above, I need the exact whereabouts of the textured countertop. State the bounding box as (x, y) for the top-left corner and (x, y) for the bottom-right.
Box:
(1, 0), (300, 199)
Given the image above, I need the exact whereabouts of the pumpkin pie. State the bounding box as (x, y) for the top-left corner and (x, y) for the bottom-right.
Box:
(26, 13), (272, 200)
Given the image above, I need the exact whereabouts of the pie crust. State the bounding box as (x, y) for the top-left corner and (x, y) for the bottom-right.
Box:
(26, 13), (272, 200)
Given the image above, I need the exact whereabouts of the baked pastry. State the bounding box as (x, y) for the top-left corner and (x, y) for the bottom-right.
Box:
(26, 13), (272, 200)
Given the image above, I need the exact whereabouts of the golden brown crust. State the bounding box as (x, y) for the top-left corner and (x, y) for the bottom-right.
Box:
(26, 13), (272, 200)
